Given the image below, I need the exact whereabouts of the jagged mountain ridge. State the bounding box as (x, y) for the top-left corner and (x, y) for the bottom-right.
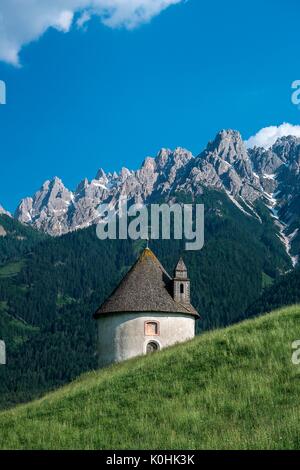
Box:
(14, 130), (300, 264)
(0, 204), (11, 218)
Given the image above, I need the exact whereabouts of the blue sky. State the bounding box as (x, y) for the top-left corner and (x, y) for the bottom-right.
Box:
(1, 0), (300, 212)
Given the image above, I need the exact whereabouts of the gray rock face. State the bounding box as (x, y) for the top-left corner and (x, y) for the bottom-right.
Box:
(271, 137), (300, 257)
(0, 204), (11, 217)
(0, 225), (7, 237)
(15, 177), (73, 236)
(249, 136), (300, 265)
(181, 130), (261, 202)
(13, 131), (300, 265)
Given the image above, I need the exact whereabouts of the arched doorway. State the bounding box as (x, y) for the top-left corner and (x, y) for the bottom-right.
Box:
(146, 341), (160, 354)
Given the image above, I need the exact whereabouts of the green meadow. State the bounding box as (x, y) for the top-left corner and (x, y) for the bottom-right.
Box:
(0, 260), (25, 278)
(1, 305), (300, 450)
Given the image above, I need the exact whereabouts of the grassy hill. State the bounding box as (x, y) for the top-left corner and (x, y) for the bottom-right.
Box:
(1, 304), (300, 450)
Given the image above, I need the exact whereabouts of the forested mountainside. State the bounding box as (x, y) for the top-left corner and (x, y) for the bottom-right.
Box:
(0, 214), (47, 264)
(246, 267), (300, 317)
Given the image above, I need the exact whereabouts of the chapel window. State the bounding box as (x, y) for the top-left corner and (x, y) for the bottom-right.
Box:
(145, 321), (159, 336)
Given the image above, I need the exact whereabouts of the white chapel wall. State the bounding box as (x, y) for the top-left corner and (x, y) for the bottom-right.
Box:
(97, 312), (195, 368)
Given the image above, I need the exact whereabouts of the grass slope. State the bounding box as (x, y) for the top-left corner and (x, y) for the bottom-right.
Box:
(1, 305), (300, 450)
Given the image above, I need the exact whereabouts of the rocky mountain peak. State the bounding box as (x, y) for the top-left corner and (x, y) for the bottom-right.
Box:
(272, 135), (300, 162)
(205, 129), (248, 163)
(141, 157), (156, 171)
(75, 178), (89, 195)
(0, 204), (11, 217)
(171, 147), (194, 165)
(46, 177), (73, 202)
(189, 129), (258, 200)
(120, 167), (132, 181)
(155, 148), (172, 169)
(248, 135), (300, 178)
(155, 147), (193, 173)
(15, 176), (73, 233)
(95, 168), (107, 180)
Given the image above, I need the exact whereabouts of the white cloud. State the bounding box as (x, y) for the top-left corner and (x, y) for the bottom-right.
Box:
(76, 11), (92, 29)
(0, 0), (183, 66)
(246, 123), (300, 149)
(55, 11), (75, 32)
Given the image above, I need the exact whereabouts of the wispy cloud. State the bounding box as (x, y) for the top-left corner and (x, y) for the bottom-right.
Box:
(246, 123), (300, 149)
(0, 0), (183, 66)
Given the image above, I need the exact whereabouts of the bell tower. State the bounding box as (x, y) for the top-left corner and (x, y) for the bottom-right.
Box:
(173, 257), (190, 304)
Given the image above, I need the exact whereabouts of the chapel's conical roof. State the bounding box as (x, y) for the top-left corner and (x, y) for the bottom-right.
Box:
(94, 248), (199, 318)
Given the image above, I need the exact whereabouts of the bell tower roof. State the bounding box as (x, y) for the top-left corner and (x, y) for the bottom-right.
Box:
(175, 257), (187, 271)
(174, 257), (188, 279)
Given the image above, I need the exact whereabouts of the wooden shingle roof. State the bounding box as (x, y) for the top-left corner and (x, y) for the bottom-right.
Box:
(94, 248), (199, 318)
